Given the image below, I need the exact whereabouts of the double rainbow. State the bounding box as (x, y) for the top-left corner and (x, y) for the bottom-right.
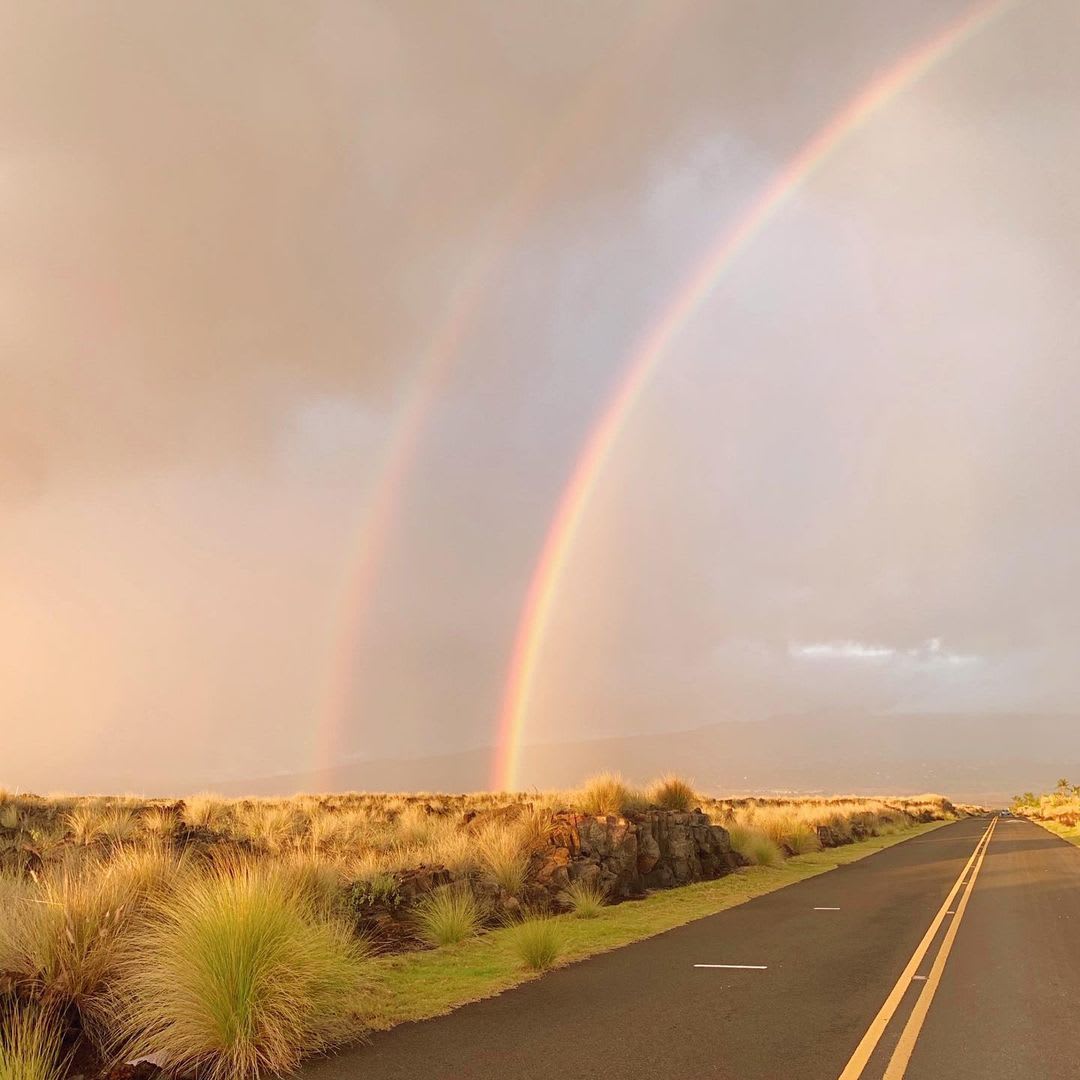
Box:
(491, 0), (1011, 791)
(314, 1), (697, 773)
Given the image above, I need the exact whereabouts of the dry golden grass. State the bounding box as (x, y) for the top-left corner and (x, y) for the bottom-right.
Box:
(475, 822), (530, 896)
(0, 784), (966, 1079)
(647, 774), (698, 812)
(1, 855), (143, 1040)
(140, 806), (178, 840)
(725, 824), (784, 867)
(0, 1000), (66, 1080)
(576, 773), (644, 816)
(707, 794), (948, 861)
(0, 788), (962, 885)
(107, 859), (367, 1080)
(180, 793), (230, 832)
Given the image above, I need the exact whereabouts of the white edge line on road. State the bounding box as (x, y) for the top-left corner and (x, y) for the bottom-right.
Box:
(693, 964), (767, 970)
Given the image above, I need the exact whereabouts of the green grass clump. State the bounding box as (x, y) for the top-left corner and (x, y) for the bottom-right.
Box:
(647, 774), (697, 812)
(414, 886), (483, 946)
(561, 879), (608, 919)
(726, 825), (784, 868)
(0, 1002), (66, 1080)
(110, 861), (367, 1080)
(511, 916), (563, 971)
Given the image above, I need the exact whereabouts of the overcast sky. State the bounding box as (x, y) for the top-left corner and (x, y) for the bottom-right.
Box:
(3, 1), (1079, 792)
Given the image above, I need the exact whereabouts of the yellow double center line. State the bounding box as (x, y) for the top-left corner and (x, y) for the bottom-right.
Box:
(838, 817), (997, 1080)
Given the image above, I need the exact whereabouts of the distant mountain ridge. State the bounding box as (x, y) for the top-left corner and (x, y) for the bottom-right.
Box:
(206, 713), (1080, 805)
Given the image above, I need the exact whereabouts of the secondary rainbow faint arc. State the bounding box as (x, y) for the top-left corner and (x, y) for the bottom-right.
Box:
(491, 0), (1012, 791)
(315, 0), (698, 774)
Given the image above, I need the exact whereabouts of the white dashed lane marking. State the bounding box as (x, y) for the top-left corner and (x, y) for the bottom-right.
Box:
(694, 964), (768, 970)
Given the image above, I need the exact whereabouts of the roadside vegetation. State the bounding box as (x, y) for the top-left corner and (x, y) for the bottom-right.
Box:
(510, 916), (562, 971)
(1012, 779), (1080, 844)
(0, 1000), (66, 1080)
(0, 781), (965, 1080)
(360, 822), (949, 1030)
(561, 879), (608, 918)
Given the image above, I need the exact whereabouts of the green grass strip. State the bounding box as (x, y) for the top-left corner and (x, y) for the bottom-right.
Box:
(366, 820), (948, 1029)
(1030, 818), (1080, 846)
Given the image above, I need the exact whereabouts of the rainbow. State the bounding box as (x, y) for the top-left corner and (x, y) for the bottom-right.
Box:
(491, 0), (1012, 791)
(314, 0), (698, 774)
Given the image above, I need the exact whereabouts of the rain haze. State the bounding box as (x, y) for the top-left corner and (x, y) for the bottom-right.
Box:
(4, 0), (1080, 800)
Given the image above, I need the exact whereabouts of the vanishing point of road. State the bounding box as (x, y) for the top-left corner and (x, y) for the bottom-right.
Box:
(305, 816), (1080, 1079)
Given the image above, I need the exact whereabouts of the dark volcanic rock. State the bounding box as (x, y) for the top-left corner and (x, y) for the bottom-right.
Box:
(536, 809), (744, 905)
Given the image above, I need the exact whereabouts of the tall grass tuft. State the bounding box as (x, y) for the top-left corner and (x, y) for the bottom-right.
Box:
(511, 806), (554, 855)
(726, 824), (784, 868)
(424, 828), (477, 874)
(65, 806), (100, 846)
(181, 794), (229, 832)
(142, 806), (178, 840)
(253, 805), (300, 853)
(96, 808), (139, 849)
(275, 850), (346, 916)
(413, 886), (483, 946)
(109, 861), (367, 1080)
(0, 1002), (66, 1080)
(0, 854), (144, 1036)
(786, 823), (820, 855)
(577, 773), (646, 817)
(476, 824), (529, 896)
(560, 878), (607, 919)
(94, 844), (191, 928)
(511, 916), (563, 971)
(647, 774), (697, 812)
(392, 806), (437, 848)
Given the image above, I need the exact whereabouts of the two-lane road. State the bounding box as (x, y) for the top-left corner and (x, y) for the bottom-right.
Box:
(306, 816), (1080, 1080)
(902, 816), (1080, 1078)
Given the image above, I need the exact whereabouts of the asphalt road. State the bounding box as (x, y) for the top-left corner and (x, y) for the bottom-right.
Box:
(305, 816), (1080, 1080)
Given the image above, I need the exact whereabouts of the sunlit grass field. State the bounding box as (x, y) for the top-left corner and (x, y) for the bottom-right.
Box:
(1013, 781), (1080, 846)
(0, 780), (965, 1080)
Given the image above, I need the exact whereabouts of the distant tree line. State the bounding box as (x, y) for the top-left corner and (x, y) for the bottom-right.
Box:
(1011, 777), (1080, 811)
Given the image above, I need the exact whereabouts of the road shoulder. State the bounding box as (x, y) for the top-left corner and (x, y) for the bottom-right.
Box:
(365, 820), (949, 1030)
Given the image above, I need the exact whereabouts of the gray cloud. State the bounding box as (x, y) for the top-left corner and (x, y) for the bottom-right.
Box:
(3, 0), (1079, 791)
